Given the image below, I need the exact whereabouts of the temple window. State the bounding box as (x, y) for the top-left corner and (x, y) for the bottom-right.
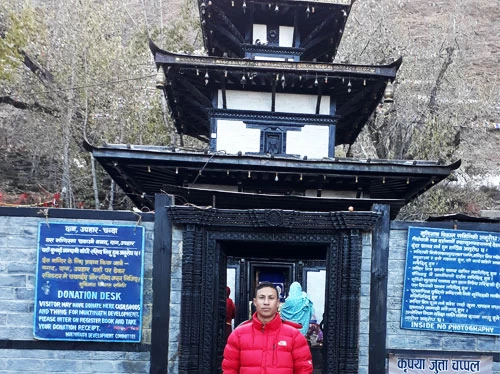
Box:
(252, 24), (294, 47)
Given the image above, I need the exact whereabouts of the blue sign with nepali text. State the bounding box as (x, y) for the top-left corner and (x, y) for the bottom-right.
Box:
(34, 222), (145, 342)
(401, 227), (500, 336)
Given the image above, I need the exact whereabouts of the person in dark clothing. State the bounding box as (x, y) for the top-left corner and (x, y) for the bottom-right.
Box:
(319, 313), (325, 333)
(225, 286), (236, 341)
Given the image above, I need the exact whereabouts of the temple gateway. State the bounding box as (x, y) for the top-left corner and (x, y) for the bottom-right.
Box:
(87, 0), (461, 372)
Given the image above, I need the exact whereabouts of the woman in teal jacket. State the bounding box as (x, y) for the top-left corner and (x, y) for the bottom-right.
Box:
(280, 282), (314, 336)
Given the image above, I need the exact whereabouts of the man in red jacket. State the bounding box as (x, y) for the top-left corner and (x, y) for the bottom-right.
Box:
(222, 281), (313, 373)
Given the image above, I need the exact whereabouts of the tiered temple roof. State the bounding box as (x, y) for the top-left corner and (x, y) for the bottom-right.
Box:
(198, 0), (352, 61)
(87, 0), (460, 219)
(151, 42), (402, 144)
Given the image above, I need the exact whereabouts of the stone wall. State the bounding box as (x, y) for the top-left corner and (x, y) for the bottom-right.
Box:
(0, 208), (154, 374)
(167, 225), (183, 373)
(1, 207), (498, 374)
(359, 232), (373, 374)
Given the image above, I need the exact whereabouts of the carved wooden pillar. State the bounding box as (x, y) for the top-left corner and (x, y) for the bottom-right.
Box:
(324, 232), (341, 373)
(343, 230), (362, 373)
(179, 225), (204, 372)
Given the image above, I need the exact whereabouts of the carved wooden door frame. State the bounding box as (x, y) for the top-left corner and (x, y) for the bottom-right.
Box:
(165, 207), (381, 374)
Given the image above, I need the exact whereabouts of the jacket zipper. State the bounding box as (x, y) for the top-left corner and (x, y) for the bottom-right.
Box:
(272, 343), (276, 366)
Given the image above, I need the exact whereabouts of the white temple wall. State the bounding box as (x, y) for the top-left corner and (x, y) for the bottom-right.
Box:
(217, 90), (330, 114)
(254, 56), (287, 61)
(215, 119), (331, 158)
(218, 90), (272, 112)
(252, 24), (267, 44)
(279, 26), (294, 47)
(215, 90), (332, 157)
(215, 120), (261, 154)
(286, 125), (329, 158)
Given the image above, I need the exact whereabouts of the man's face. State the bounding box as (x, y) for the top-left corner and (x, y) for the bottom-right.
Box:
(253, 286), (280, 323)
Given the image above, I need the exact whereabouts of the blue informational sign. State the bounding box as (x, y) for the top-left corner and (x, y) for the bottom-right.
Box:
(34, 222), (145, 342)
(401, 227), (500, 336)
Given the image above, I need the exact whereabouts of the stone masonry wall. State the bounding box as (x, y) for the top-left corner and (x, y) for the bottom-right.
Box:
(0, 209), (154, 374)
(167, 225), (183, 373)
(359, 232), (373, 374)
(1, 207), (498, 374)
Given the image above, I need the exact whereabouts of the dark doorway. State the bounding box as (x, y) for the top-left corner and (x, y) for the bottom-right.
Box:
(224, 241), (326, 327)
(224, 240), (327, 372)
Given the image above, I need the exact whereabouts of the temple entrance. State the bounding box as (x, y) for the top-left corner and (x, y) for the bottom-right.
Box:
(224, 241), (327, 372)
(224, 241), (326, 325)
(165, 206), (378, 374)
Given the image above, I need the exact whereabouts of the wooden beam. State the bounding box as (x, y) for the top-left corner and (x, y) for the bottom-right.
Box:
(369, 203), (390, 374)
(271, 78), (276, 112)
(299, 13), (337, 49)
(210, 22), (245, 51)
(170, 73), (213, 108)
(210, 4), (245, 42)
(301, 29), (336, 56)
(221, 78), (227, 109)
(316, 84), (323, 114)
(150, 193), (173, 373)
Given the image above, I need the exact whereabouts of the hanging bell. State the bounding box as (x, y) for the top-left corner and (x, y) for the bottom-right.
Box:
(155, 68), (165, 89)
(383, 81), (394, 103)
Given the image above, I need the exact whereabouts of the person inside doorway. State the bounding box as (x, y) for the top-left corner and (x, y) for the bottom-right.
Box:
(222, 281), (313, 373)
(226, 286), (236, 341)
(280, 282), (314, 336)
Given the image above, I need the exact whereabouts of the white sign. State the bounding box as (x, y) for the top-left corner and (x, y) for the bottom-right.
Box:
(389, 353), (492, 374)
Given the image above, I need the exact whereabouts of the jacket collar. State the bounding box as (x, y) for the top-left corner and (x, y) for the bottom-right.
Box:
(252, 312), (282, 332)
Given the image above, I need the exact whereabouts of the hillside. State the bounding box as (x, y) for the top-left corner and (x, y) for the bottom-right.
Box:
(342, 0), (499, 190)
(400, 0), (499, 186)
(400, 1), (499, 77)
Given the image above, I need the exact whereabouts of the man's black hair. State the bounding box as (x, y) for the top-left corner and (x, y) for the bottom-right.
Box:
(254, 281), (278, 298)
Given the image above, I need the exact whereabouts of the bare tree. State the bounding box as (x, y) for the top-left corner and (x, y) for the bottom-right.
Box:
(1, 0), (497, 215)
(337, 0), (499, 218)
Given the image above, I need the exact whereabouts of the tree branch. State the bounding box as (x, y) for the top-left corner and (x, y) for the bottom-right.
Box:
(19, 49), (84, 123)
(428, 46), (455, 115)
(20, 50), (55, 85)
(0, 95), (59, 116)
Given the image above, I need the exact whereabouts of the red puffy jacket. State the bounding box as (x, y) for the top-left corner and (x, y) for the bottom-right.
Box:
(222, 312), (313, 373)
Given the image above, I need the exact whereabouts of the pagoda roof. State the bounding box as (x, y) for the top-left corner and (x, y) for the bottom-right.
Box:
(85, 141), (461, 220)
(198, 0), (354, 61)
(150, 41), (402, 144)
